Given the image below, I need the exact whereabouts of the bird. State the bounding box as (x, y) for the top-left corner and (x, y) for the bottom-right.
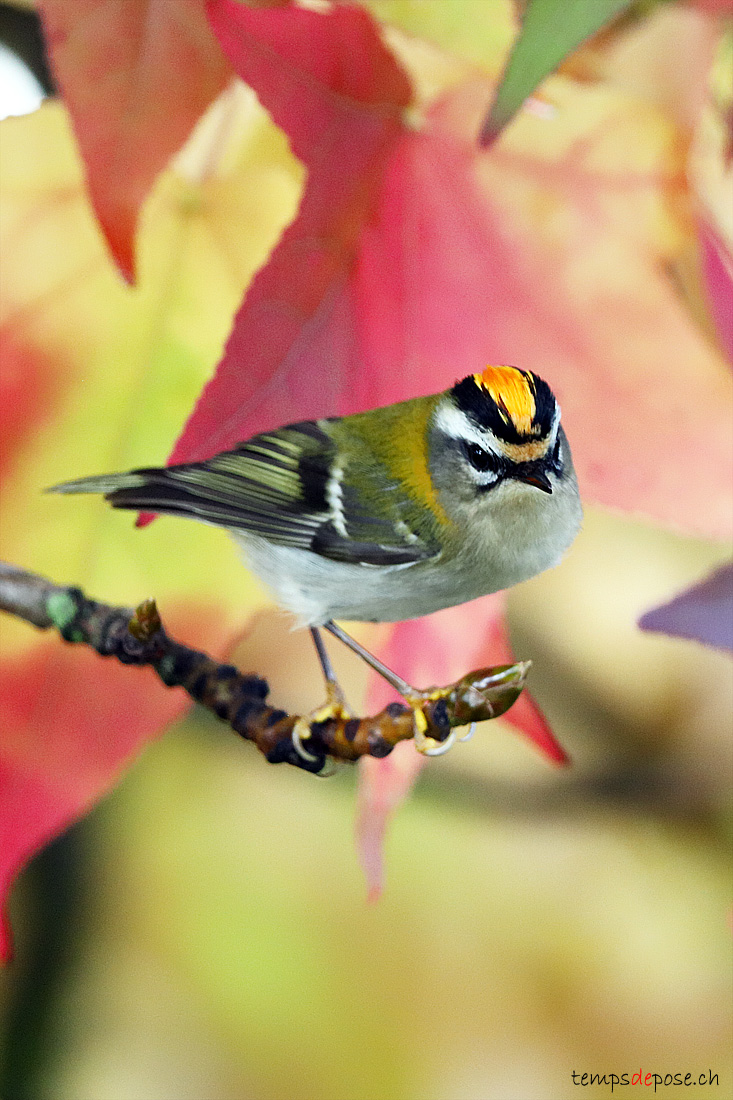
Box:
(49, 365), (582, 759)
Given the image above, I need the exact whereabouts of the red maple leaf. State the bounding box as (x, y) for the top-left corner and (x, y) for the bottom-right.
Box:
(37, 0), (233, 281)
(0, 630), (209, 962)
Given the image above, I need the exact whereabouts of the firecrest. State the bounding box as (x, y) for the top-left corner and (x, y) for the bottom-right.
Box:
(50, 365), (582, 758)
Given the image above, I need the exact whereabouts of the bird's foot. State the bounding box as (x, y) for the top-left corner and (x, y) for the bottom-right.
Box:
(406, 690), (459, 757)
(292, 681), (351, 764)
(405, 688), (476, 756)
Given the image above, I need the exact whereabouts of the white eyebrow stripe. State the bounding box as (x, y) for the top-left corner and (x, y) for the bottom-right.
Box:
(433, 403), (503, 454)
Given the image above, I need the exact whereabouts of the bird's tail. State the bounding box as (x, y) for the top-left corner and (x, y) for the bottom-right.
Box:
(47, 465), (252, 528)
(47, 467), (209, 520)
(48, 471), (147, 498)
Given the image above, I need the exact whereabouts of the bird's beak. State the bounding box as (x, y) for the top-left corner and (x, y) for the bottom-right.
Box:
(515, 466), (553, 494)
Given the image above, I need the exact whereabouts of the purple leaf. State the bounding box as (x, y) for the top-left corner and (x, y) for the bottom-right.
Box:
(638, 563), (733, 652)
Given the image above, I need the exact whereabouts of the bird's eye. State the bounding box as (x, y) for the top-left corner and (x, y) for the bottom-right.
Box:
(550, 435), (563, 469)
(463, 442), (499, 474)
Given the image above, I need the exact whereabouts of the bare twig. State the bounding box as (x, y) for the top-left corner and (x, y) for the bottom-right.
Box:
(0, 561), (530, 774)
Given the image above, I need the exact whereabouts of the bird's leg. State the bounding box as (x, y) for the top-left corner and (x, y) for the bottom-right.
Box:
(310, 625), (350, 713)
(324, 621), (458, 757)
(291, 626), (351, 763)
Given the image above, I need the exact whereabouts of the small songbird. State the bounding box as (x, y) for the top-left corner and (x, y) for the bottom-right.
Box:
(50, 365), (582, 757)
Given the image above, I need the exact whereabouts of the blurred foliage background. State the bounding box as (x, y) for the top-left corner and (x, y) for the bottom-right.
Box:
(1, 2), (731, 1099)
(3, 514), (731, 1100)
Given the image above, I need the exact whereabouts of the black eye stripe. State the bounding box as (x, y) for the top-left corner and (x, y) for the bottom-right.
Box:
(463, 442), (501, 475)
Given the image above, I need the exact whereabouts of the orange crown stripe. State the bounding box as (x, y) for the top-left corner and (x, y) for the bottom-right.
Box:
(473, 365), (536, 434)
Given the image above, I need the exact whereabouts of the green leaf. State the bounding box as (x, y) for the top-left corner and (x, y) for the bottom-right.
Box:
(479, 0), (635, 144)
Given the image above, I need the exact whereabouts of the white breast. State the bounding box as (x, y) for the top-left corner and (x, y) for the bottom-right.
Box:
(230, 469), (581, 626)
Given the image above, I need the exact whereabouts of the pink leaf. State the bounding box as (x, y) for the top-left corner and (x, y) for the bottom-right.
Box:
(172, 10), (732, 540)
(0, 603), (236, 962)
(484, 612), (570, 766)
(356, 598), (568, 900)
(0, 635), (192, 961)
(395, 83), (732, 539)
(692, 0), (733, 13)
(37, 0), (233, 281)
(367, 598), (566, 766)
(698, 218), (733, 365)
(0, 332), (61, 482)
(163, 0), (412, 472)
(356, 745), (423, 903)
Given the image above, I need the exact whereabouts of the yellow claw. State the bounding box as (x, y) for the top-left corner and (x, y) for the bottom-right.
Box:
(408, 698), (459, 757)
(415, 728), (458, 757)
(412, 706), (429, 735)
(291, 717), (320, 763)
(292, 687), (351, 764)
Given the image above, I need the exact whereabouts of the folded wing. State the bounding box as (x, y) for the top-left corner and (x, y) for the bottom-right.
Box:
(49, 421), (438, 568)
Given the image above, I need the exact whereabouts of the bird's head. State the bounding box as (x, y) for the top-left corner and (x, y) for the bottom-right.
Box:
(429, 365), (564, 505)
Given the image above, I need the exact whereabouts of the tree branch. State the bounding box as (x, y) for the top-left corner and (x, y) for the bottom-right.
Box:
(0, 561), (529, 774)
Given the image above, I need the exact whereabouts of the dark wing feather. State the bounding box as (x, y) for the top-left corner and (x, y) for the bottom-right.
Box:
(50, 421), (438, 567)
